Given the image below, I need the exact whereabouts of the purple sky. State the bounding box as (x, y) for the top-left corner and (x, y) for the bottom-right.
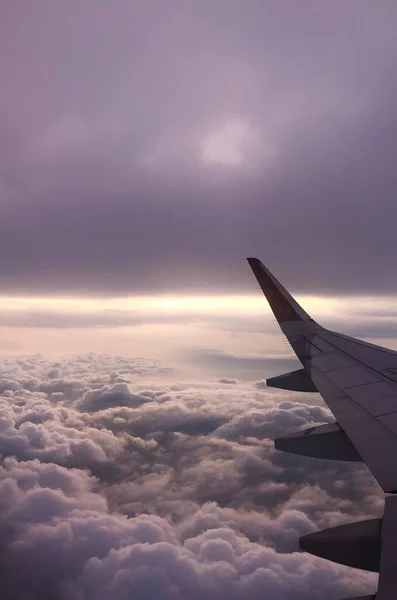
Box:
(2, 1), (397, 295)
(1, 5), (396, 598)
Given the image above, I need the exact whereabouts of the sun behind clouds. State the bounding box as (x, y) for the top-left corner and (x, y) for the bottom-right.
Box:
(199, 117), (256, 166)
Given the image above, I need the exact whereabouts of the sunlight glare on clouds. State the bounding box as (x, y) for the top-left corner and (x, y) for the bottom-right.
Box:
(199, 117), (255, 166)
(0, 292), (396, 371)
(0, 293), (384, 319)
(150, 298), (187, 309)
(0, 293), (342, 361)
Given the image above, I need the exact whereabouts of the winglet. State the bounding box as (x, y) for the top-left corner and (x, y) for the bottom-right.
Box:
(247, 258), (312, 324)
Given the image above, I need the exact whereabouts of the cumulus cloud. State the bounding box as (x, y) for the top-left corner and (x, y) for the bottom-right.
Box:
(0, 353), (381, 599)
(0, 458), (376, 600)
(0, 456), (376, 600)
(78, 382), (153, 412)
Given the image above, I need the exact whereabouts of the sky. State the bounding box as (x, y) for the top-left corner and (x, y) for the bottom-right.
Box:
(1, 1), (397, 598)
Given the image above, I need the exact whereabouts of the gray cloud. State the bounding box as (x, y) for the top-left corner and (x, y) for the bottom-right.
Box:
(0, 457), (375, 600)
(78, 382), (154, 412)
(1, 1), (397, 295)
(0, 309), (290, 333)
(0, 309), (197, 329)
(0, 353), (382, 598)
(186, 349), (300, 381)
(329, 319), (397, 340)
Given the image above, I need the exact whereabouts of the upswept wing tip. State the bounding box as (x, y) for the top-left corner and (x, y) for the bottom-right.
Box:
(246, 257), (312, 323)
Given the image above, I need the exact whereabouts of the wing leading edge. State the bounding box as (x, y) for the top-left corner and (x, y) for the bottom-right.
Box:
(247, 257), (397, 600)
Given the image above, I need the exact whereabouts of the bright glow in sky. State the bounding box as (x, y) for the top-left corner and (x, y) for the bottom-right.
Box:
(0, 292), (359, 316)
(0, 294), (396, 375)
(200, 118), (255, 165)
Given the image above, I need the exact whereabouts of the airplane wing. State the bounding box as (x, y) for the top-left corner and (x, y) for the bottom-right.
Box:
(247, 257), (397, 600)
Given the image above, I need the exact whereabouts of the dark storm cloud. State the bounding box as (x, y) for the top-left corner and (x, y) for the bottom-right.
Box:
(0, 353), (381, 599)
(1, 1), (397, 295)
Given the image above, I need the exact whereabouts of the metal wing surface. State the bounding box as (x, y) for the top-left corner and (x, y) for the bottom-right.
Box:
(247, 257), (397, 600)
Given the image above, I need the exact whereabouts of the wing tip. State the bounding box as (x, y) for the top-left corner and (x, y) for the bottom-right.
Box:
(246, 256), (308, 323)
(246, 256), (261, 265)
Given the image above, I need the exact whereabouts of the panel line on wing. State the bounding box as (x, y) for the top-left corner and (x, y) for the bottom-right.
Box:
(306, 335), (397, 450)
(343, 380), (387, 391)
(374, 410), (397, 418)
(327, 331), (397, 357)
(311, 333), (397, 388)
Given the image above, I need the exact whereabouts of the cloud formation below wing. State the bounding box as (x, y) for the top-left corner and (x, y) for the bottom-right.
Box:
(0, 353), (380, 599)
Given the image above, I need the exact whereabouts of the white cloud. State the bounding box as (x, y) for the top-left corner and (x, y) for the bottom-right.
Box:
(0, 353), (380, 599)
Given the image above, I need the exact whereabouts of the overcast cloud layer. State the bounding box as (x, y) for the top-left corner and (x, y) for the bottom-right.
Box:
(1, 1), (397, 295)
(0, 353), (382, 599)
